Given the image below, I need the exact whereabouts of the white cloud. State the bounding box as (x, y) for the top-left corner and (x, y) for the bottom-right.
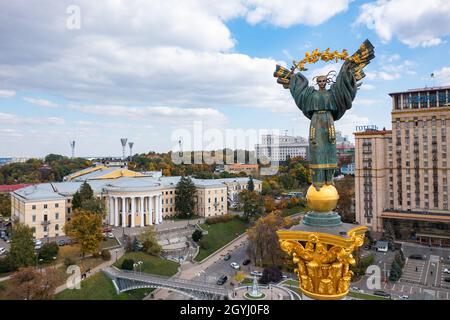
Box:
(0, 90), (16, 98)
(243, 0), (351, 27)
(360, 83), (376, 91)
(0, 112), (65, 126)
(353, 98), (379, 107)
(366, 59), (416, 81)
(355, 0), (450, 48)
(433, 67), (450, 85)
(68, 104), (228, 126)
(23, 97), (59, 108)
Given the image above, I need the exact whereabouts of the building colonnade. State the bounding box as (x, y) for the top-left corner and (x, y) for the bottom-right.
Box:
(107, 193), (163, 227)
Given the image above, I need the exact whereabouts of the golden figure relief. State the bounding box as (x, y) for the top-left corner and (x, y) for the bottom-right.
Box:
(278, 228), (366, 299)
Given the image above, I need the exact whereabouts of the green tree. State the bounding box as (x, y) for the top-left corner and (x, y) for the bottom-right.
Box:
(71, 182), (104, 215)
(139, 227), (161, 256)
(192, 229), (203, 242)
(247, 176), (255, 192)
(64, 208), (103, 258)
(8, 223), (36, 270)
(121, 259), (134, 270)
(38, 242), (59, 263)
(0, 193), (11, 217)
(335, 175), (355, 223)
(239, 189), (263, 220)
(175, 176), (197, 217)
(383, 220), (396, 245)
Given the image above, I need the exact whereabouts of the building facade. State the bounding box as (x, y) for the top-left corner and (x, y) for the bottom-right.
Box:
(255, 134), (308, 163)
(355, 85), (450, 245)
(11, 166), (261, 239)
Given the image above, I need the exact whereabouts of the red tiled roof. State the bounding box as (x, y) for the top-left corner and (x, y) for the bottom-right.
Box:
(0, 184), (32, 193)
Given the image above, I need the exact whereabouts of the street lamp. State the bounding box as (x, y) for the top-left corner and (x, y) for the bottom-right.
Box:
(115, 249), (119, 262)
(134, 260), (143, 275)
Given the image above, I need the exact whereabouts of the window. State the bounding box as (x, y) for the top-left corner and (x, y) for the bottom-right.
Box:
(55, 203), (59, 208)
(43, 226), (48, 232)
(32, 205), (36, 210)
(44, 214), (48, 222)
(44, 204), (48, 209)
(55, 224), (59, 231)
(32, 215), (36, 223)
(31, 227), (36, 233)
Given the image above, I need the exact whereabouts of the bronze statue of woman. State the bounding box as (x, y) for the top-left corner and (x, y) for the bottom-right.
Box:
(274, 40), (375, 192)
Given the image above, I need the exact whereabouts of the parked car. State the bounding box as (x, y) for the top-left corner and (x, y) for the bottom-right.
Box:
(399, 294), (409, 299)
(223, 253), (231, 261)
(444, 277), (450, 283)
(242, 259), (251, 266)
(103, 227), (112, 233)
(350, 286), (363, 293)
(58, 239), (66, 246)
(373, 290), (391, 298)
(216, 275), (228, 285)
(34, 239), (42, 250)
(230, 262), (240, 270)
(409, 254), (425, 260)
(0, 247), (6, 255)
(443, 268), (450, 274)
(107, 232), (115, 239)
(250, 270), (263, 277)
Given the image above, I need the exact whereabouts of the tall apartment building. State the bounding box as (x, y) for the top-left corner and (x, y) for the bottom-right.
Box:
(355, 86), (450, 246)
(255, 134), (308, 163)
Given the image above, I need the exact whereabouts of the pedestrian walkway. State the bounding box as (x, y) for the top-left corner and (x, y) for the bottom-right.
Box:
(54, 247), (125, 294)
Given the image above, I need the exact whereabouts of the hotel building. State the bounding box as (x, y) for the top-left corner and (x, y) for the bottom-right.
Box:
(355, 85), (450, 246)
(11, 165), (261, 239)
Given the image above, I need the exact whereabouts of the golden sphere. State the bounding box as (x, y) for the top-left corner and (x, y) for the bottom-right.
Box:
(306, 184), (339, 212)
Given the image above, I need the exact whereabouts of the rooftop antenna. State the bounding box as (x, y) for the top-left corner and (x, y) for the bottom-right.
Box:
(69, 141), (75, 159)
(178, 137), (183, 157)
(120, 138), (128, 161)
(128, 142), (134, 161)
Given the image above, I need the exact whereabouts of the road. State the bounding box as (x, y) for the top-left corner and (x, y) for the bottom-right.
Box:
(352, 243), (450, 300)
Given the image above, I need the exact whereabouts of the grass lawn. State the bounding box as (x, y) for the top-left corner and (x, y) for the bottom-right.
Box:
(194, 219), (249, 262)
(280, 205), (305, 217)
(99, 238), (119, 250)
(114, 252), (179, 277)
(54, 272), (153, 300)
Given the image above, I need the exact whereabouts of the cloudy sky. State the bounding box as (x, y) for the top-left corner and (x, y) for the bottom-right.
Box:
(1, 0), (450, 157)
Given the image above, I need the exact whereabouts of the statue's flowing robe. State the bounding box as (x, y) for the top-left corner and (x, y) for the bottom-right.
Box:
(289, 61), (357, 188)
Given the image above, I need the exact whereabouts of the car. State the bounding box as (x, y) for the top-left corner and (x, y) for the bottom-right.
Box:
(282, 274), (288, 279)
(223, 254), (231, 261)
(373, 290), (391, 298)
(409, 254), (425, 260)
(58, 239), (66, 246)
(103, 227), (112, 233)
(444, 277), (450, 283)
(107, 232), (115, 239)
(350, 286), (363, 293)
(216, 275), (228, 285)
(0, 247), (6, 255)
(242, 259), (251, 266)
(444, 268), (450, 274)
(399, 295), (409, 300)
(230, 262), (240, 270)
(250, 271), (263, 277)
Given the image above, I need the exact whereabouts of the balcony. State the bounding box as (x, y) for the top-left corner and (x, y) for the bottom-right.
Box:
(41, 220), (51, 226)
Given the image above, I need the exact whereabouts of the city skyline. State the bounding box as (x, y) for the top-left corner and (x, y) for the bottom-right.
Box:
(1, 1), (450, 157)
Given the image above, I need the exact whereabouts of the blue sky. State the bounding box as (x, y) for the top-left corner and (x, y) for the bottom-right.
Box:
(0, 0), (449, 157)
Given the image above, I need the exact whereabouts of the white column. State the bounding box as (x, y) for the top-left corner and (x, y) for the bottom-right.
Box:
(140, 196), (145, 227)
(148, 196), (153, 225)
(114, 197), (119, 227)
(154, 195), (159, 225)
(131, 196), (136, 228)
(109, 196), (114, 225)
(159, 194), (163, 223)
(121, 197), (126, 227)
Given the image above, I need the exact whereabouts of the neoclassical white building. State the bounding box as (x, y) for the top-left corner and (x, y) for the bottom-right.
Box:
(11, 165), (261, 239)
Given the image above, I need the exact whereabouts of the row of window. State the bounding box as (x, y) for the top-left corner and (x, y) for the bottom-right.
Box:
(31, 203), (59, 210)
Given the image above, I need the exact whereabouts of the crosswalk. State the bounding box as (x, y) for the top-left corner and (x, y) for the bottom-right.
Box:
(439, 263), (450, 289)
(401, 258), (426, 284)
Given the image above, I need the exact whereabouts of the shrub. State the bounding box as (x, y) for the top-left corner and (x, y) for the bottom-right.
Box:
(198, 238), (210, 250)
(121, 258), (134, 270)
(101, 249), (111, 261)
(192, 229), (203, 242)
(0, 256), (14, 273)
(64, 257), (76, 267)
(205, 214), (236, 225)
(38, 242), (59, 262)
(259, 266), (282, 284)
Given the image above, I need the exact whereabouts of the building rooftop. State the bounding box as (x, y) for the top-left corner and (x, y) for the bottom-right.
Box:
(388, 85), (450, 96)
(354, 129), (392, 136)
